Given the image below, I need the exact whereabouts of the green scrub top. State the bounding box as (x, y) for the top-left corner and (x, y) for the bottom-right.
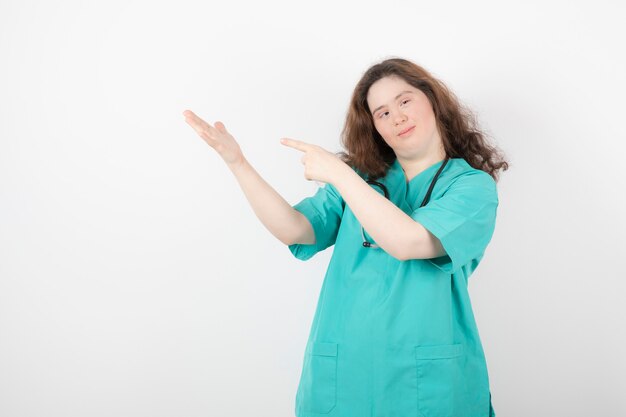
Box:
(288, 157), (498, 417)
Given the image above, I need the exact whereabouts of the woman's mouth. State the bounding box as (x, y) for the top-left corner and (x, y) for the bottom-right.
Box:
(398, 126), (415, 137)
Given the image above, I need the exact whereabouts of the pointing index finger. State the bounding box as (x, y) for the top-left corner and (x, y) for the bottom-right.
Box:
(280, 138), (312, 152)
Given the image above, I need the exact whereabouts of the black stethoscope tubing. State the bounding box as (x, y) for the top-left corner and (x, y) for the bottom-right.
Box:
(362, 157), (450, 248)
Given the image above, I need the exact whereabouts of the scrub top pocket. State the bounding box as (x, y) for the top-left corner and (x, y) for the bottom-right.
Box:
(415, 344), (464, 417)
(298, 342), (338, 414)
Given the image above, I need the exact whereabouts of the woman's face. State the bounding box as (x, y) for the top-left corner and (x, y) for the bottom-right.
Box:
(366, 75), (442, 159)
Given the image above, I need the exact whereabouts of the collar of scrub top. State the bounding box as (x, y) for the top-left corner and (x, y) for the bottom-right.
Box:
(361, 157), (450, 249)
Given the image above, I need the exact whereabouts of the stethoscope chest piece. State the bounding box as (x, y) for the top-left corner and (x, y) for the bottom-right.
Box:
(361, 158), (449, 249)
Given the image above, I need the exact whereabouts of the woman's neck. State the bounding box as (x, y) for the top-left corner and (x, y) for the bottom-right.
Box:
(397, 147), (447, 183)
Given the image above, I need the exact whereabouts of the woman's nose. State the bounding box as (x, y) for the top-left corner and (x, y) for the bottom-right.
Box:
(394, 111), (407, 124)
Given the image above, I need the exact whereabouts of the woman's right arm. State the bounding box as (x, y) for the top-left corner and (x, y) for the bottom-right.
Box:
(228, 156), (315, 246)
(183, 110), (314, 246)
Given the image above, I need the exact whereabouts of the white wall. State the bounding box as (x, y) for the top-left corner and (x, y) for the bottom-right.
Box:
(1, 0), (624, 416)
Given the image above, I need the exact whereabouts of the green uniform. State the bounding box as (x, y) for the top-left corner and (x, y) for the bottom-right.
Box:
(288, 157), (498, 417)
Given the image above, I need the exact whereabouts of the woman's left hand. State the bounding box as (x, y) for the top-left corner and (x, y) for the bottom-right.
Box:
(280, 137), (347, 186)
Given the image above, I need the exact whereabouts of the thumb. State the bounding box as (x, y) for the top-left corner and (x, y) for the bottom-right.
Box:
(215, 121), (227, 133)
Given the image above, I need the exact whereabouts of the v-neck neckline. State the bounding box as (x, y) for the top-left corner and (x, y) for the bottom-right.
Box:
(393, 158), (446, 185)
(389, 158), (450, 209)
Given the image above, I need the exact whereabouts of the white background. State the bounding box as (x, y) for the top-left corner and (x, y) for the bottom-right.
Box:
(1, 0), (625, 416)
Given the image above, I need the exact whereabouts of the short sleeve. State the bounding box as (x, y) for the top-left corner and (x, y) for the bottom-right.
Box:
(411, 171), (499, 274)
(288, 183), (345, 261)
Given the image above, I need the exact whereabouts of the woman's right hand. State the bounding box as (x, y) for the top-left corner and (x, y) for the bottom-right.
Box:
(183, 110), (244, 167)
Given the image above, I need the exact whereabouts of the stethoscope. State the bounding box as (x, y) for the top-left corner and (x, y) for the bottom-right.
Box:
(361, 157), (450, 248)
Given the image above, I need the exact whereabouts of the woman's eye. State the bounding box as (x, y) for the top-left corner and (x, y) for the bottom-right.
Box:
(401, 99), (410, 105)
(379, 111), (389, 119)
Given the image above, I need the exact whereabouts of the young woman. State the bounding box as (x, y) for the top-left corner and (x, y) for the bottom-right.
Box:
(183, 57), (508, 417)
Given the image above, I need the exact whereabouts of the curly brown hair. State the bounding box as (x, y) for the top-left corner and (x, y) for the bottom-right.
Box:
(337, 57), (509, 181)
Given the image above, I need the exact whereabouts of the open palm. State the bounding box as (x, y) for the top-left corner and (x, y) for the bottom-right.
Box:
(183, 110), (243, 166)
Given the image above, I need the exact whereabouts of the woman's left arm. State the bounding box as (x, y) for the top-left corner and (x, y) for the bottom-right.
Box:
(332, 167), (446, 261)
(281, 137), (444, 261)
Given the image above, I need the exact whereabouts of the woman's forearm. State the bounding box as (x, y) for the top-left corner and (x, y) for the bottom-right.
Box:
(332, 165), (443, 260)
(227, 156), (314, 246)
